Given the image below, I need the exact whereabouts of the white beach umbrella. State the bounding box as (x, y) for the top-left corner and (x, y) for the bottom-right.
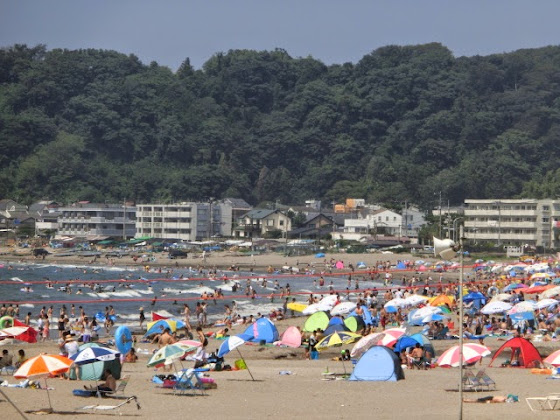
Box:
(481, 301), (512, 315)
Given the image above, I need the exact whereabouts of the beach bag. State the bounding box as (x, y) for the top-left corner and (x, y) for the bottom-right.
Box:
(234, 359), (247, 370)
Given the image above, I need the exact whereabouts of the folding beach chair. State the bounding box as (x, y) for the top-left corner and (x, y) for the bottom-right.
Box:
(0, 365), (16, 376)
(79, 396), (141, 414)
(474, 369), (496, 391)
(173, 369), (206, 396)
(526, 393), (560, 411)
(461, 370), (484, 392)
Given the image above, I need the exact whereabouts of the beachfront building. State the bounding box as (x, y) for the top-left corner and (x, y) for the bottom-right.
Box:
(464, 198), (560, 249)
(234, 209), (292, 239)
(0, 199), (35, 240)
(135, 201), (233, 241)
(28, 201), (61, 236)
(57, 202), (137, 240)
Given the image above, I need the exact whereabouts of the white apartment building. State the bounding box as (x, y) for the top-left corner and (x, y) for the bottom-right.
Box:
(57, 203), (136, 239)
(135, 202), (232, 241)
(464, 198), (560, 249)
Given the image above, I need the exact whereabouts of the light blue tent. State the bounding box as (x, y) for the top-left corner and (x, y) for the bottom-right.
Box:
(349, 305), (374, 325)
(350, 346), (405, 381)
(242, 318), (279, 343)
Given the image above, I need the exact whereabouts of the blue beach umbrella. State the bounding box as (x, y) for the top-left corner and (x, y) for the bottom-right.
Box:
(218, 334), (255, 381)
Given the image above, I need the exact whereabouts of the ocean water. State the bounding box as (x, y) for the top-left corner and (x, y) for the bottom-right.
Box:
(0, 261), (379, 332)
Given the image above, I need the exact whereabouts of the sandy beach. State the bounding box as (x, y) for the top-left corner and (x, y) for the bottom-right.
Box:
(0, 249), (559, 419)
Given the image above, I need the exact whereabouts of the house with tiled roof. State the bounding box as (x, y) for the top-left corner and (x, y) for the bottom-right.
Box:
(234, 209), (291, 239)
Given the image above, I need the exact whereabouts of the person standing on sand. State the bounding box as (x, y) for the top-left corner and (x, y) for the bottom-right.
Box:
(183, 304), (192, 331)
(139, 307), (145, 328)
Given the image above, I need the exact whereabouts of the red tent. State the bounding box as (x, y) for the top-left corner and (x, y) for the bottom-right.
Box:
(488, 337), (542, 368)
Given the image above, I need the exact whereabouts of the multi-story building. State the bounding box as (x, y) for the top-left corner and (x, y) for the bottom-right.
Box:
(57, 202), (136, 239)
(464, 198), (560, 249)
(234, 209), (291, 239)
(135, 201), (232, 241)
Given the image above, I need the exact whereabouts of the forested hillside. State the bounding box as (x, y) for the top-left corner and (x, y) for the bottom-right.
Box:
(1, 43), (560, 209)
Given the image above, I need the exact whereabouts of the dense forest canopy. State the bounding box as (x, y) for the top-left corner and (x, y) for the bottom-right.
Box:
(1, 43), (560, 210)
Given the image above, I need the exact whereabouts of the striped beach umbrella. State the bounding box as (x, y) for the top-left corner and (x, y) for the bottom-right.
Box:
(14, 354), (74, 412)
(436, 344), (491, 367)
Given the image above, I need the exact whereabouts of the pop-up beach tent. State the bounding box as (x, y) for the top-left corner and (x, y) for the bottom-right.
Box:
(344, 315), (365, 333)
(242, 318), (279, 343)
(350, 345), (405, 381)
(303, 311), (330, 332)
(488, 337), (542, 368)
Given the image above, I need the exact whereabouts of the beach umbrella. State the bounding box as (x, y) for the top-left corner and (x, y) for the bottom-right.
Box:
(541, 286), (560, 299)
(176, 339), (203, 349)
(316, 331), (361, 374)
(0, 326), (38, 343)
(384, 298), (407, 309)
(14, 354), (73, 412)
(330, 302), (357, 316)
(503, 283), (528, 292)
(145, 319), (185, 336)
(508, 301), (536, 314)
(404, 295), (429, 307)
(147, 343), (190, 367)
(492, 293), (513, 302)
(535, 299), (559, 310)
(377, 328), (406, 347)
(408, 306), (442, 325)
(70, 346), (120, 365)
(316, 331), (362, 351)
(481, 301), (512, 315)
(436, 344), (491, 367)
(525, 285), (554, 294)
(350, 332), (386, 358)
(302, 303), (324, 315)
(544, 349), (560, 367)
(530, 273), (551, 281)
(70, 346), (121, 391)
(218, 334), (254, 380)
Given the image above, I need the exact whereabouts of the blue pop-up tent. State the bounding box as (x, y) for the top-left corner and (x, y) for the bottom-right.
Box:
(350, 346), (405, 381)
(242, 318), (279, 343)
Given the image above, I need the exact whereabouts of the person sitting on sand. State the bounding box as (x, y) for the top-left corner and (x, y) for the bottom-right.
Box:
(86, 369), (116, 393)
(158, 328), (176, 347)
(124, 348), (138, 363)
(216, 328), (229, 339)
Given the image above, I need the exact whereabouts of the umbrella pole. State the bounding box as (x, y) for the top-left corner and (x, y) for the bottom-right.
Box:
(236, 348), (254, 381)
(44, 378), (53, 412)
(0, 387), (28, 419)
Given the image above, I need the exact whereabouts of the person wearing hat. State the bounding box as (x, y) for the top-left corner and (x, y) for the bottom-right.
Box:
(64, 333), (79, 358)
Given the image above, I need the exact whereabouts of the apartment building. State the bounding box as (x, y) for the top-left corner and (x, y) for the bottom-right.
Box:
(135, 201), (232, 241)
(57, 202), (136, 239)
(464, 198), (560, 249)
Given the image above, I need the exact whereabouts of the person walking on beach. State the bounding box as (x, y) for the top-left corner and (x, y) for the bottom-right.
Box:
(139, 307), (146, 328)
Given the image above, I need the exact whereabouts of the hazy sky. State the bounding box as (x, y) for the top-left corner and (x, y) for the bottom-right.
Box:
(1, 1), (559, 70)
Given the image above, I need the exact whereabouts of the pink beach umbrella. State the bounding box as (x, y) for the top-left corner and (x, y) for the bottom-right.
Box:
(350, 332), (386, 358)
(377, 328), (406, 348)
(544, 349), (560, 367)
(436, 343), (491, 367)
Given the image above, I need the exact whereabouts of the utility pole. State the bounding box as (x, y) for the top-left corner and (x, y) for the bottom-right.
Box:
(123, 198), (127, 240)
(439, 191), (443, 238)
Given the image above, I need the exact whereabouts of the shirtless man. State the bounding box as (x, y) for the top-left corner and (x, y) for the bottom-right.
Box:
(157, 328), (176, 347)
(410, 344), (425, 370)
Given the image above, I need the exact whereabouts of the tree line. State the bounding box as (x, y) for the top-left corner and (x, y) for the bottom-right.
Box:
(1, 43), (560, 211)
